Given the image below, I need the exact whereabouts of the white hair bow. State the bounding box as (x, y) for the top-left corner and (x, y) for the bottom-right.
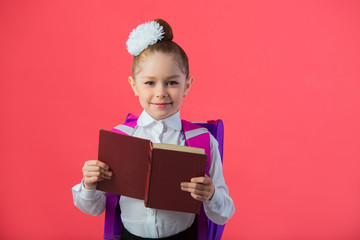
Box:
(126, 21), (165, 56)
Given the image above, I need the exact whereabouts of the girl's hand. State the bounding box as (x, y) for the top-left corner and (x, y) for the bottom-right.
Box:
(180, 175), (215, 202)
(82, 160), (113, 190)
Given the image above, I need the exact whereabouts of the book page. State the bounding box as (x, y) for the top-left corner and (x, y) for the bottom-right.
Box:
(152, 142), (205, 154)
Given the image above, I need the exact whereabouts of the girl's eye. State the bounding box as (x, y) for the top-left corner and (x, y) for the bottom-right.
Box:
(168, 81), (178, 86)
(145, 81), (155, 86)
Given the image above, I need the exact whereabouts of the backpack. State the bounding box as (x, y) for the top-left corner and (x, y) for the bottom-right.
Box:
(103, 113), (225, 240)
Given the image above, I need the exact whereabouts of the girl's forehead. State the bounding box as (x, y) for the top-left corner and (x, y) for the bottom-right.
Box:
(136, 52), (185, 77)
(140, 52), (177, 65)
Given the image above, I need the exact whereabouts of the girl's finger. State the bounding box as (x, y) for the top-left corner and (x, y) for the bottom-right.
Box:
(103, 170), (113, 177)
(85, 160), (99, 166)
(101, 172), (112, 179)
(190, 193), (207, 202)
(83, 166), (101, 172)
(95, 160), (110, 170)
(181, 182), (209, 190)
(84, 171), (101, 177)
(85, 160), (109, 170)
(191, 176), (212, 184)
(181, 185), (210, 196)
(83, 166), (113, 176)
(85, 171), (112, 180)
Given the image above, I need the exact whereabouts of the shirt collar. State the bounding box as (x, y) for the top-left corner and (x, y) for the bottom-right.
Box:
(137, 110), (182, 131)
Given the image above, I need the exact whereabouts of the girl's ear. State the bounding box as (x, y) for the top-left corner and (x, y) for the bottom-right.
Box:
(128, 76), (139, 97)
(183, 76), (194, 97)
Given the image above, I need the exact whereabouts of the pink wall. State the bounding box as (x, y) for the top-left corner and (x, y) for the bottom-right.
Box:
(1, 1), (360, 239)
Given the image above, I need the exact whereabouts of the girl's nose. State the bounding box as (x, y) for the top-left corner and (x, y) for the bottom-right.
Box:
(155, 84), (168, 98)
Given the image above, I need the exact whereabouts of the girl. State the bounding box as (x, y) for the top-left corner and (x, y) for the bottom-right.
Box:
(72, 19), (234, 239)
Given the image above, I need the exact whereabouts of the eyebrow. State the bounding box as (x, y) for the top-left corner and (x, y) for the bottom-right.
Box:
(142, 75), (181, 80)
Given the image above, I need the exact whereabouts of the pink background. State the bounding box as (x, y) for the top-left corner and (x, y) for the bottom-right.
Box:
(1, 0), (360, 239)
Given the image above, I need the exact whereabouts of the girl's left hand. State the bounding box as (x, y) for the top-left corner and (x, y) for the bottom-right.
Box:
(180, 175), (215, 202)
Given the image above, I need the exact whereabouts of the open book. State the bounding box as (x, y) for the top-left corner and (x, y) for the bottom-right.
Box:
(96, 129), (207, 214)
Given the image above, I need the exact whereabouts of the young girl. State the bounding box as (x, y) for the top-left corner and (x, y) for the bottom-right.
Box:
(72, 19), (235, 240)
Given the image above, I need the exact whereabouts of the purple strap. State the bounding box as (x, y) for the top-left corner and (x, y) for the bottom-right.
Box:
(104, 193), (121, 239)
(186, 120), (225, 240)
(181, 120), (211, 174)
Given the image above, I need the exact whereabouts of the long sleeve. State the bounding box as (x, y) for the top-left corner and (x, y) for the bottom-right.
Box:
(203, 134), (235, 225)
(72, 179), (107, 216)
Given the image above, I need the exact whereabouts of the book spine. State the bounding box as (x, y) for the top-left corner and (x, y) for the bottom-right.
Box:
(144, 142), (153, 207)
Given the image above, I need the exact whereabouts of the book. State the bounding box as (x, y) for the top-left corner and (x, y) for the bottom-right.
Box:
(96, 129), (207, 214)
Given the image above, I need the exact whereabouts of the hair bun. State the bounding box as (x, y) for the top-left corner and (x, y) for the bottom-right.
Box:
(154, 19), (173, 41)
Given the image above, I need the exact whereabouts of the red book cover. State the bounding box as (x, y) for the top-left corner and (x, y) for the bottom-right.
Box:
(96, 129), (150, 200)
(145, 148), (207, 213)
(96, 129), (207, 214)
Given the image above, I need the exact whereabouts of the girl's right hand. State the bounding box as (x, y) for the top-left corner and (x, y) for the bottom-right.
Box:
(82, 160), (113, 190)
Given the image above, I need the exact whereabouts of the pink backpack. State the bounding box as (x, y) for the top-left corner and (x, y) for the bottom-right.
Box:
(103, 113), (225, 240)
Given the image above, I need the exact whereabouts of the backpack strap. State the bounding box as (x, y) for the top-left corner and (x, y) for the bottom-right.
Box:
(181, 120), (211, 175)
(111, 115), (137, 135)
(181, 120), (226, 240)
(181, 120), (212, 240)
(103, 193), (121, 239)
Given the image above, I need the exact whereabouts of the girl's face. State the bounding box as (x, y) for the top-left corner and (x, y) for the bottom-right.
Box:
(129, 52), (193, 120)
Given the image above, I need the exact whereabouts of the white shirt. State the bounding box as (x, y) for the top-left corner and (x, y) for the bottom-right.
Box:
(72, 110), (235, 238)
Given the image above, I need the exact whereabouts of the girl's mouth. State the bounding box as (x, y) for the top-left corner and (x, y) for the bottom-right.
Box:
(152, 103), (171, 109)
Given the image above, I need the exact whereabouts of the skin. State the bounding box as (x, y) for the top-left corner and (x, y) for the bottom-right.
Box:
(83, 52), (214, 202)
(82, 160), (112, 190)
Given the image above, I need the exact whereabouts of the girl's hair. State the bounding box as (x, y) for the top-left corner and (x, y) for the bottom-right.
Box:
(132, 19), (189, 79)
